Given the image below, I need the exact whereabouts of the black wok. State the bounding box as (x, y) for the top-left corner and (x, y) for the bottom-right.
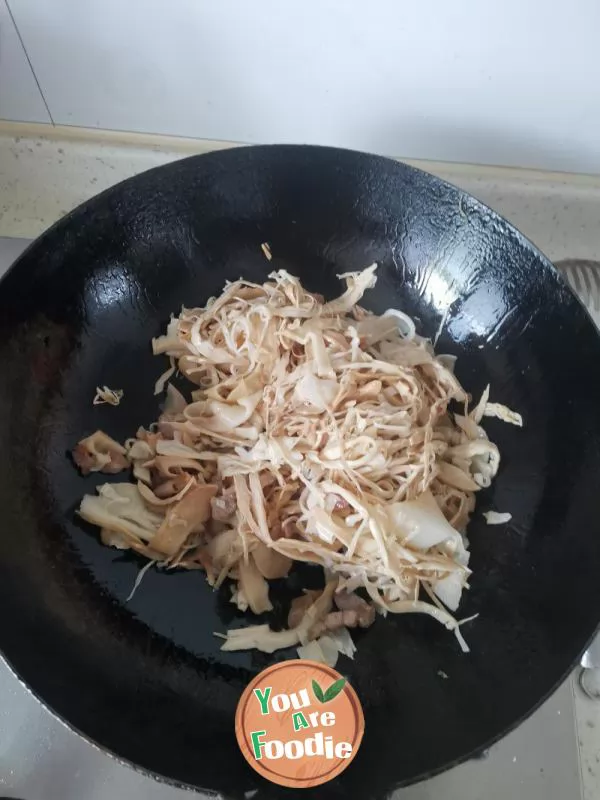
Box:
(0, 145), (599, 799)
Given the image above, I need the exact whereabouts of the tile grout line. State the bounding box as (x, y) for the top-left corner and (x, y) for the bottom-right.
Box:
(4, 0), (55, 125)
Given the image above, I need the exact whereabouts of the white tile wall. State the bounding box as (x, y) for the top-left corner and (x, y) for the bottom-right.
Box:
(5, 0), (600, 173)
(0, 0), (49, 123)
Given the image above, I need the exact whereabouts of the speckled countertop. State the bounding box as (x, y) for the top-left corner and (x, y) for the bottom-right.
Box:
(0, 121), (599, 800)
(2, 121), (600, 265)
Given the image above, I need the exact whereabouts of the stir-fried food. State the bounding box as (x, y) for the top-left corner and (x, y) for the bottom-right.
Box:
(73, 264), (517, 664)
(93, 385), (124, 406)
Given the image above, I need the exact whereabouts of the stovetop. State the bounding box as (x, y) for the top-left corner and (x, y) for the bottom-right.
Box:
(0, 237), (584, 800)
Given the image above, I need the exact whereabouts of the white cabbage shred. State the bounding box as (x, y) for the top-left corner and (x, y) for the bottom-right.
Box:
(93, 385), (124, 406)
(483, 511), (512, 525)
(73, 264), (519, 658)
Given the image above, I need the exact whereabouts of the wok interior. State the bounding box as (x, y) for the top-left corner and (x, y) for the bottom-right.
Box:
(0, 146), (599, 798)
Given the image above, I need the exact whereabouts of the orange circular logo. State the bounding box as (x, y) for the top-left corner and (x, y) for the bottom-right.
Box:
(235, 659), (364, 789)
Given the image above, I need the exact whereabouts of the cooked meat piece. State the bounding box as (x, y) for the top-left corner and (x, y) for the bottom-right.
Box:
(156, 421), (176, 439)
(308, 598), (376, 636)
(329, 591), (377, 628)
(72, 430), (128, 475)
(320, 607), (375, 632)
(135, 426), (162, 450)
(150, 483), (217, 557)
(211, 490), (237, 521)
(334, 589), (376, 619)
(325, 493), (349, 512)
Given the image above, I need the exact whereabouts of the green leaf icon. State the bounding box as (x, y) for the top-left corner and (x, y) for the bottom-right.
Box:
(323, 677), (346, 702)
(312, 679), (325, 703)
